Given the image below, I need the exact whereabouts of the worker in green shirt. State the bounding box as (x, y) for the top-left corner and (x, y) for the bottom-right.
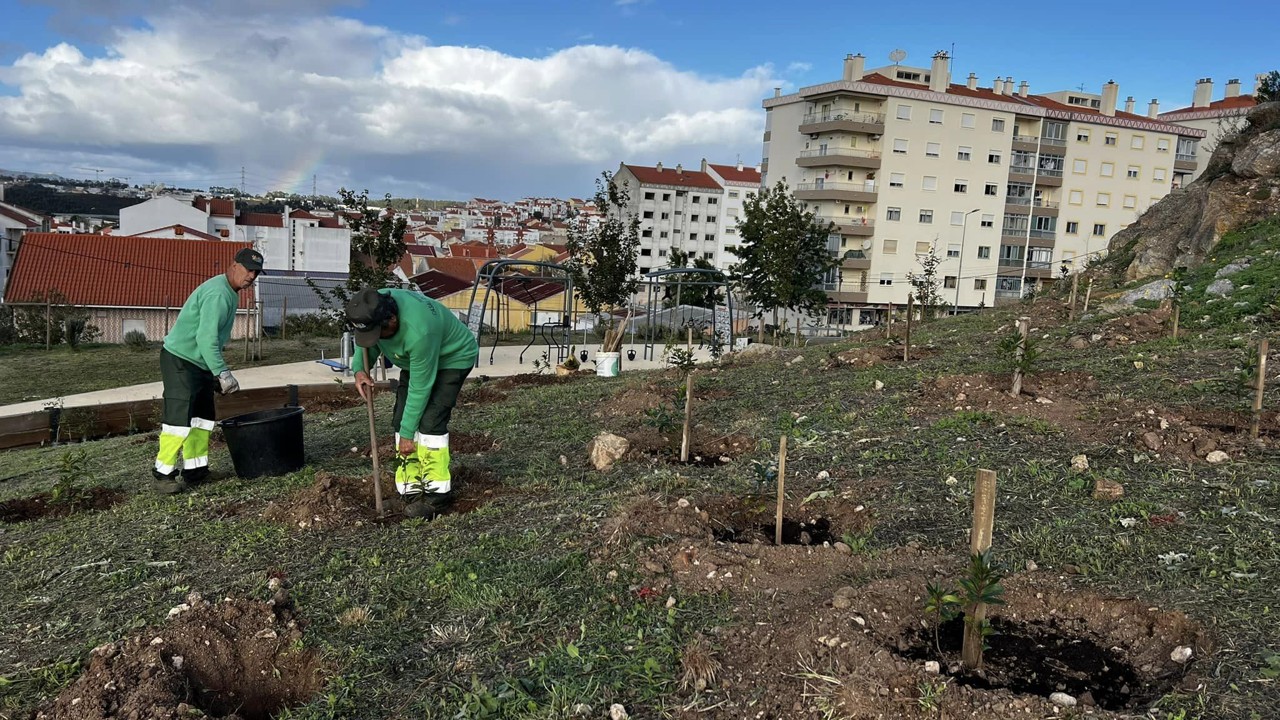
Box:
(152, 247), (264, 494)
(345, 286), (479, 519)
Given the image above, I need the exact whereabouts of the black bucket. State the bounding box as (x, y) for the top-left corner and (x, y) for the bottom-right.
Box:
(218, 407), (306, 479)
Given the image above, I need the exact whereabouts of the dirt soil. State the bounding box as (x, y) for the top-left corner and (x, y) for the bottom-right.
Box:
(826, 343), (939, 369)
(37, 593), (324, 720)
(603, 383), (734, 419)
(601, 494), (1209, 719)
(625, 428), (756, 467)
(0, 487), (125, 524)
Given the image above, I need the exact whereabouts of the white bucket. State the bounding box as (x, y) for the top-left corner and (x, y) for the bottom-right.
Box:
(596, 351), (621, 377)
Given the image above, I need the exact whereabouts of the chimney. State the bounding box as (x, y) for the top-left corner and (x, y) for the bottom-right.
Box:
(967, 72), (978, 90)
(1124, 96), (1135, 114)
(1005, 77), (1015, 95)
(736, 160), (744, 171)
(1018, 81), (1030, 97)
(1225, 78), (1241, 98)
(1101, 80), (1119, 116)
(1192, 78), (1213, 108)
(773, 87), (781, 98)
(655, 162), (663, 172)
(1148, 99), (1160, 118)
(993, 77), (1005, 95)
(929, 51), (950, 93)
(675, 163), (683, 174)
(842, 53), (866, 82)
(700, 158), (708, 173)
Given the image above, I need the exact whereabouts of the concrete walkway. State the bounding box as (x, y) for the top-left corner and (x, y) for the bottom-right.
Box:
(0, 343), (711, 418)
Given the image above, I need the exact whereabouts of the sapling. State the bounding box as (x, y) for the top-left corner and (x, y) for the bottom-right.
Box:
(50, 448), (90, 505)
(958, 549), (1006, 661)
(923, 581), (961, 656)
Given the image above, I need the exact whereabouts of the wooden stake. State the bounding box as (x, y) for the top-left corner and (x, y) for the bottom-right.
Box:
(45, 295), (51, 350)
(1252, 339), (1269, 440)
(886, 301), (894, 338)
(774, 435), (788, 546)
(1010, 317), (1029, 397)
(281, 296), (288, 339)
(680, 370), (694, 463)
(904, 294), (913, 362)
(1068, 273), (1080, 321)
(1171, 303), (1180, 340)
(961, 468), (998, 669)
(363, 347), (385, 518)
(686, 325), (692, 354)
(1083, 278), (1093, 314)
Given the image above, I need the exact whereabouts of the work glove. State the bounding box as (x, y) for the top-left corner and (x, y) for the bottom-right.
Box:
(218, 370), (240, 394)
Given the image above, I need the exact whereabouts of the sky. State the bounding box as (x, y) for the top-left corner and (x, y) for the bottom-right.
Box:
(0, 0), (1274, 201)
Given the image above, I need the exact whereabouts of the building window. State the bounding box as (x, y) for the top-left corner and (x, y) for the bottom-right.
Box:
(1093, 223), (1106, 236)
(691, 214), (700, 222)
(703, 252), (714, 260)
(1154, 168), (1167, 182)
(1131, 135), (1145, 150)
(897, 104), (912, 120)
(957, 146), (972, 161)
(1066, 221), (1079, 234)
(690, 233), (698, 240)
(1123, 195), (1137, 208)
(961, 113), (976, 129)
(692, 195), (701, 203)
(643, 210), (654, 219)
(1101, 162), (1115, 177)
(890, 172), (905, 188)
(1127, 166), (1140, 179)
(641, 248), (652, 256)
(1073, 159), (1087, 174)
(944, 275), (957, 288)
(947, 244), (961, 257)
(1097, 192), (1110, 206)
(662, 193), (671, 201)
(980, 215), (994, 228)
(922, 176), (938, 191)
(950, 212), (965, 226)
(642, 229), (652, 237)
(708, 216), (716, 223)
(644, 191), (655, 200)
(661, 212), (670, 220)
(893, 138), (909, 154)
(919, 209), (934, 223)
(1105, 132), (1117, 146)
(915, 241), (932, 254)
(992, 118), (1006, 132)
(706, 233), (716, 242)
(984, 183), (998, 196)
(708, 197), (718, 204)
(880, 272), (894, 285)
(886, 207), (902, 221)
(1157, 139), (1170, 153)
(660, 231), (668, 238)
(1069, 190), (1083, 205)
(883, 238), (898, 254)
(988, 151), (1002, 164)
(975, 246), (990, 259)
(658, 248), (668, 256)
(974, 278), (988, 290)
(1077, 130), (1090, 143)
(929, 108), (944, 124)
(954, 180), (968, 193)
(926, 142), (941, 157)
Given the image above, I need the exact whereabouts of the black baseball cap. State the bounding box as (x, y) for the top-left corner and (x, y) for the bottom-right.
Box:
(345, 287), (393, 347)
(235, 247), (265, 272)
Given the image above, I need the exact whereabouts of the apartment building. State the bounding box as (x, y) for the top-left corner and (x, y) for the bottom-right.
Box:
(762, 51), (1206, 324)
(1160, 76), (1262, 181)
(703, 162), (762, 271)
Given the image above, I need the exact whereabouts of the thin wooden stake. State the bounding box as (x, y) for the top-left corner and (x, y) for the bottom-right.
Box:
(904, 294), (913, 362)
(1171, 303), (1180, 340)
(1083, 278), (1093, 314)
(281, 296), (288, 339)
(680, 370), (694, 463)
(886, 301), (894, 339)
(774, 435), (788, 546)
(1068, 273), (1080, 321)
(1010, 317), (1029, 397)
(961, 468), (998, 670)
(686, 325), (692, 354)
(45, 295), (51, 350)
(363, 347), (385, 518)
(1252, 339), (1269, 440)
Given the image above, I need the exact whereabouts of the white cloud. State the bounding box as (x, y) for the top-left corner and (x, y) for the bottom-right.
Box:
(0, 5), (779, 198)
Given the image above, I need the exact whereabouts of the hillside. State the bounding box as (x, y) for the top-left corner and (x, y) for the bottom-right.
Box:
(1, 298), (1277, 719)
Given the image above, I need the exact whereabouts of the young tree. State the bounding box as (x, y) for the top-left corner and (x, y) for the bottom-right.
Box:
(731, 180), (839, 332)
(564, 172), (641, 349)
(309, 188), (409, 319)
(906, 242), (947, 319)
(662, 247), (723, 309)
(1257, 70), (1280, 103)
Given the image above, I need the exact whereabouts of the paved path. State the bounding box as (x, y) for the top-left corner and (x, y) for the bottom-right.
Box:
(0, 343), (711, 418)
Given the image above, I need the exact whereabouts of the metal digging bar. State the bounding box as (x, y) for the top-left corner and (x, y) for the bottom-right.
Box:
(639, 267), (735, 361)
(464, 259), (576, 367)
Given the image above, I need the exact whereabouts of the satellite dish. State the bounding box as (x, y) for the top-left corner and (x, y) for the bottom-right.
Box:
(889, 49), (907, 65)
(861, 239), (873, 250)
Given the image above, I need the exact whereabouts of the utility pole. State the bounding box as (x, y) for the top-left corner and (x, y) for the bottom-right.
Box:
(312, 174), (317, 200)
(240, 166), (246, 196)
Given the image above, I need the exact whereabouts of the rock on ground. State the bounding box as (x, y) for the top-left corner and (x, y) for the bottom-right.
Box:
(588, 432), (630, 471)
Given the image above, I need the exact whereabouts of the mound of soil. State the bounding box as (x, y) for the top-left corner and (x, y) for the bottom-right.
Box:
(0, 487), (125, 524)
(301, 395), (366, 414)
(38, 594), (324, 720)
(912, 372), (1102, 438)
(625, 428), (755, 467)
(604, 383), (734, 419)
(492, 373), (577, 390)
(826, 343), (938, 369)
(459, 385), (509, 406)
(1121, 404), (1272, 463)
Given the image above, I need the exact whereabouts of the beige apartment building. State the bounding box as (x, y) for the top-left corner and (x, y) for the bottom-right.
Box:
(762, 51), (1206, 324)
(1159, 76), (1262, 182)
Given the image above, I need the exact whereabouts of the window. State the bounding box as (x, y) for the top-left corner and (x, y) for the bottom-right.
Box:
(947, 244), (961, 257)
(641, 248), (652, 256)
(1093, 223), (1106, 236)
(879, 272), (894, 285)
(1157, 139), (1170, 153)
(1073, 159), (1087, 174)
(886, 206), (902, 221)
(951, 212), (965, 226)
(641, 229), (652, 238)
(728, 190), (739, 198)
(706, 234), (715, 242)
(691, 214), (699, 222)
(889, 172), (905, 188)
(954, 180), (968, 193)
(1123, 195), (1137, 208)
(992, 118), (1006, 132)
(643, 210), (654, 219)
(961, 113), (976, 129)
(926, 142), (941, 157)
(703, 252), (714, 260)
(690, 233), (698, 241)
(974, 278), (988, 290)
(1131, 135), (1145, 150)
(980, 214), (994, 228)
(893, 138), (909, 154)
(658, 248), (668, 256)
(919, 209), (934, 223)
(707, 216), (716, 223)
(1069, 190), (1083, 205)
(915, 241), (932, 254)
(977, 246), (991, 259)
(1154, 168), (1167, 182)
(1101, 162), (1114, 177)
(1076, 129), (1090, 143)
(930, 108), (944, 124)
(883, 239), (898, 254)
(897, 104), (912, 120)
(984, 183), (999, 196)
(1066, 221), (1079, 234)
(662, 193), (671, 201)
(988, 151), (1002, 164)
(1097, 192), (1111, 206)
(957, 146), (972, 161)
(692, 195), (701, 203)
(660, 212), (670, 220)
(644, 191), (655, 200)
(922, 176), (938, 191)
(944, 276), (957, 288)
(1104, 132), (1117, 146)
(1127, 166), (1140, 179)
(708, 197), (718, 205)
(659, 231), (668, 238)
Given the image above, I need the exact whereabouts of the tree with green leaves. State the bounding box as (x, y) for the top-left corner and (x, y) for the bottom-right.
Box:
(906, 242), (947, 319)
(309, 188), (409, 320)
(662, 247), (723, 309)
(564, 172), (641, 350)
(731, 180), (839, 332)
(1257, 70), (1280, 103)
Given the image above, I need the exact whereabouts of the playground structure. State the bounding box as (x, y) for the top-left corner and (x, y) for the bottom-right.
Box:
(637, 268), (737, 360)
(464, 259), (578, 367)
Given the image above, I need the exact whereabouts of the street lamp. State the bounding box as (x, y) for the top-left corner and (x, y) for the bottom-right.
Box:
(954, 208), (980, 312)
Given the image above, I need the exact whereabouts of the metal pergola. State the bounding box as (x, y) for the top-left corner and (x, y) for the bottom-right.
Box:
(464, 259), (576, 367)
(638, 267), (735, 361)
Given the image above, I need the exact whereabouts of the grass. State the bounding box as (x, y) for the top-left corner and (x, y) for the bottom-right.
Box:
(1, 297), (1279, 718)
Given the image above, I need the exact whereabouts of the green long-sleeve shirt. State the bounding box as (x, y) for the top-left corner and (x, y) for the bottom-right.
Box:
(163, 275), (240, 375)
(352, 289), (479, 438)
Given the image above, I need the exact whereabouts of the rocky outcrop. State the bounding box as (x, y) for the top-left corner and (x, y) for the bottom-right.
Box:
(1109, 102), (1280, 281)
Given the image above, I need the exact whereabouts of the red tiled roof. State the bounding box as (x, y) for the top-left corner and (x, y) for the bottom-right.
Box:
(425, 257), (480, 282)
(129, 224), (223, 241)
(493, 275), (566, 305)
(317, 215), (344, 229)
(623, 164), (723, 190)
(0, 204), (43, 228)
(405, 245), (437, 257)
(237, 212), (284, 228)
(452, 243), (500, 258)
(412, 270), (472, 300)
(708, 163), (762, 185)
(289, 209), (319, 219)
(193, 197), (236, 217)
(1161, 95), (1258, 116)
(5, 233), (252, 309)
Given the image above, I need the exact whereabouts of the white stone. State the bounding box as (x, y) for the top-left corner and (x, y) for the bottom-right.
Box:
(676, 498), (690, 508)
(924, 660), (940, 674)
(817, 470), (830, 481)
(170, 655), (184, 670)
(588, 432), (630, 472)
(1070, 454), (1089, 473)
(1171, 646), (1193, 663)
(609, 703), (629, 720)
(1049, 692), (1077, 707)
(874, 380), (885, 391)
(1206, 451), (1230, 464)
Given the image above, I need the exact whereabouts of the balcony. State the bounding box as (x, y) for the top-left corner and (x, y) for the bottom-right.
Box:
(1175, 153), (1198, 172)
(841, 249), (872, 270)
(828, 216), (875, 236)
(998, 259), (1054, 279)
(1004, 197), (1060, 217)
(799, 111), (886, 136)
(1012, 135), (1068, 153)
(795, 180), (878, 204)
(828, 282), (870, 304)
(797, 147), (882, 169)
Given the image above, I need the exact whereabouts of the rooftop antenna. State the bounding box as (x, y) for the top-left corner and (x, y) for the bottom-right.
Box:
(889, 49), (907, 67)
(1076, 83), (1087, 92)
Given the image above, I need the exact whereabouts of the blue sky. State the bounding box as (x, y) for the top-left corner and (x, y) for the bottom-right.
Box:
(0, 0), (1274, 199)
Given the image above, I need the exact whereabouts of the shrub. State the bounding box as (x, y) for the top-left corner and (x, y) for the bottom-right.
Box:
(124, 329), (149, 350)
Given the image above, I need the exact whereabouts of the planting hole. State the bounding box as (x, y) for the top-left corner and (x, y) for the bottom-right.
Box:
(713, 517), (834, 546)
